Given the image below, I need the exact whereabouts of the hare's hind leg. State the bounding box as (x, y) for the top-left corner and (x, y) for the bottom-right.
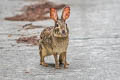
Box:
(39, 50), (43, 65)
(39, 45), (48, 67)
(39, 44), (42, 65)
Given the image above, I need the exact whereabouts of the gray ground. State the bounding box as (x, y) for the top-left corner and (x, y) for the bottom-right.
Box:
(0, 0), (120, 80)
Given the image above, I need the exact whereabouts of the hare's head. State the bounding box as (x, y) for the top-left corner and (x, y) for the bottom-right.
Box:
(50, 6), (70, 37)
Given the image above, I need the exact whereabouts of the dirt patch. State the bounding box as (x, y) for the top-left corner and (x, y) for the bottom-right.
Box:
(5, 2), (66, 21)
(16, 36), (39, 45)
(22, 23), (44, 30)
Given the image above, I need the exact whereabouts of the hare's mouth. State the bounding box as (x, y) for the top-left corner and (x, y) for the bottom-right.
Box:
(54, 32), (68, 38)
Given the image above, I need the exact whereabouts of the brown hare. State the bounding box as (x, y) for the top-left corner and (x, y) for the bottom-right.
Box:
(39, 6), (70, 69)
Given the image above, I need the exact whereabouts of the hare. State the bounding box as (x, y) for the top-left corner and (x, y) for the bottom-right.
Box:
(39, 6), (70, 69)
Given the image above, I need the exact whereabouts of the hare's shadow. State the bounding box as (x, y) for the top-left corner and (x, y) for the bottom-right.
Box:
(48, 63), (55, 68)
(41, 63), (64, 68)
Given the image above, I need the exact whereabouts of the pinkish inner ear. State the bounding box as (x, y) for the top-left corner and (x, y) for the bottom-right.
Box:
(62, 6), (70, 21)
(50, 8), (58, 21)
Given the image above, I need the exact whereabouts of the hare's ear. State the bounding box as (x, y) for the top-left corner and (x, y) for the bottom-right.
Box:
(50, 8), (58, 22)
(61, 6), (70, 21)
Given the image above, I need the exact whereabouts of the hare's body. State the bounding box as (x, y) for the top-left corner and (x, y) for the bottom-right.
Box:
(39, 6), (70, 69)
(39, 26), (69, 56)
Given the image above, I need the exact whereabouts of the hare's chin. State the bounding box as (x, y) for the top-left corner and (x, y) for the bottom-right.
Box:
(54, 34), (68, 38)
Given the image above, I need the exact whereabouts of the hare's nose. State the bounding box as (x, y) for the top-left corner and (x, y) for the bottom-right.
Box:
(62, 30), (65, 34)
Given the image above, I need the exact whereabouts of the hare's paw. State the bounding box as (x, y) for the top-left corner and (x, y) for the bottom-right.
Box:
(64, 64), (68, 69)
(64, 62), (69, 69)
(66, 62), (70, 65)
(43, 63), (48, 67)
(40, 62), (42, 65)
(59, 61), (69, 65)
(40, 62), (48, 67)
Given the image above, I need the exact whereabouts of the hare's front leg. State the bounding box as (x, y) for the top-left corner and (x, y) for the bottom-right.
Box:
(53, 53), (60, 69)
(59, 52), (69, 65)
(61, 52), (69, 68)
(64, 52), (68, 68)
(39, 47), (48, 67)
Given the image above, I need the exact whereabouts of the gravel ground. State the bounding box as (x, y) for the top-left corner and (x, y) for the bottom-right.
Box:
(0, 0), (120, 80)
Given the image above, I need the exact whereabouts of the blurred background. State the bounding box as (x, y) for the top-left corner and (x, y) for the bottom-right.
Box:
(0, 0), (120, 80)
